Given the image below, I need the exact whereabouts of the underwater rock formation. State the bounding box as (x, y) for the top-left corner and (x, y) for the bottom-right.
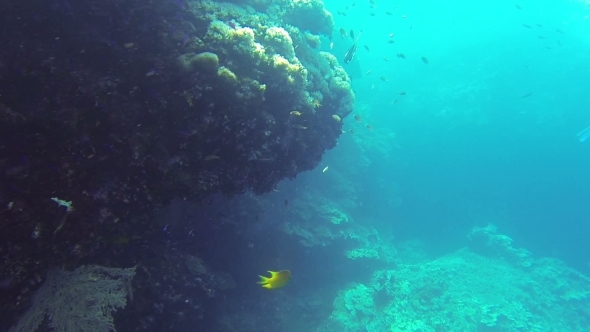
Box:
(280, 190), (397, 262)
(322, 228), (590, 332)
(0, 0), (352, 328)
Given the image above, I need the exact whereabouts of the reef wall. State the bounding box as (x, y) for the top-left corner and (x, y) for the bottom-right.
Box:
(0, 0), (352, 328)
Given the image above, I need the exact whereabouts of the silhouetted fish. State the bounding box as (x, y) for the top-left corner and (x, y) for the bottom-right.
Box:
(344, 30), (362, 64)
(520, 92), (533, 98)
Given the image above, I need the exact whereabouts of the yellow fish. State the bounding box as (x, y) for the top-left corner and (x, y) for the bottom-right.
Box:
(258, 270), (291, 289)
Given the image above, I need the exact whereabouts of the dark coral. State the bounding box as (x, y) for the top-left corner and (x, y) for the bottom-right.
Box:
(0, 0), (352, 329)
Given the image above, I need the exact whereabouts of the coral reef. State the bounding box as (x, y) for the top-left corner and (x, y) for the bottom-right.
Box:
(468, 223), (533, 267)
(324, 228), (590, 332)
(279, 189), (397, 262)
(0, 0), (352, 325)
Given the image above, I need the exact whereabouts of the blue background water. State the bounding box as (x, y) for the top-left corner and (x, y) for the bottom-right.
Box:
(316, 0), (590, 273)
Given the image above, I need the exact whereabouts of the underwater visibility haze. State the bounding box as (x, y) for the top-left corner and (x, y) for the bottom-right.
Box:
(1, 0), (590, 331)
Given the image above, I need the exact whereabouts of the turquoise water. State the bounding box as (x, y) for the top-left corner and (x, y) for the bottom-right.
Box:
(320, 0), (590, 265)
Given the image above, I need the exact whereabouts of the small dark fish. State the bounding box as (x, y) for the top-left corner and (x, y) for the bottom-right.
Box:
(350, 29), (355, 39)
(385, 11), (393, 15)
(399, 91), (406, 95)
(522, 24), (532, 29)
(397, 53), (406, 59)
(284, 199), (288, 206)
(555, 29), (564, 34)
(364, 45), (370, 51)
(537, 35), (546, 39)
(421, 56), (429, 64)
(515, 4), (522, 9)
(520, 92), (533, 98)
(536, 24), (543, 28)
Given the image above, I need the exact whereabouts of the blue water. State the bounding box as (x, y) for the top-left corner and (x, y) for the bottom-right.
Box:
(320, 0), (590, 266)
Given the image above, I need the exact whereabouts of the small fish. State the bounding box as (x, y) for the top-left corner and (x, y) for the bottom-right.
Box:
(344, 30), (362, 63)
(205, 155), (220, 161)
(390, 99), (398, 104)
(330, 41), (334, 49)
(536, 24), (543, 28)
(350, 29), (355, 39)
(385, 11), (393, 15)
(339, 28), (347, 39)
(555, 29), (564, 34)
(332, 114), (342, 122)
(290, 111), (302, 116)
(258, 270), (291, 289)
(389, 33), (395, 38)
(421, 57), (429, 64)
(366, 70), (372, 75)
(401, 14), (407, 18)
(123, 42), (135, 48)
(382, 57), (390, 62)
(364, 45), (370, 51)
(354, 114), (362, 122)
(522, 24), (532, 29)
(397, 53), (406, 59)
(322, 166), (329, 172)
(515, 4), (522, 9)
(387, 40), (395, 44)
(399, 91), (406, 95)
(577, 126), (590, 142)
(520, 92), (533, 98)
(379, 76), (388, 82)
(367, 124), (373, 130)
(293, 125), (307, 129)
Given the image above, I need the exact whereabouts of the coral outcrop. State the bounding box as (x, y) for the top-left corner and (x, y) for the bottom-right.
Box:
(0, 0), (353, 327)
(324, 227), (590, 332)
(280, 190), (397, 262)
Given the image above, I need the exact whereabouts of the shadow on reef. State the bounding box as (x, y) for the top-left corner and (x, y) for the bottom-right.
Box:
(0, 0), (354, 330)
